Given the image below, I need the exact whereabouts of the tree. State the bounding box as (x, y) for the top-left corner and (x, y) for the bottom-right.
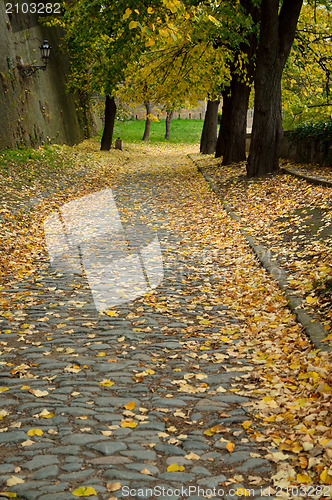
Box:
(282, 2), (332, 128)
(247, 0), (304, 177)
(165, 109), (174, 140)
(200, 99), (220, 154)
(121, 2), (232, 149)
(50, 0), (152, 151)
(214, 0), (259, 164)
(100, 95), (117, 151)
(142, 101), (153, 141)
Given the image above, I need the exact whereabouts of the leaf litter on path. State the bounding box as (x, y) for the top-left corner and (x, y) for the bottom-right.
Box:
(194, 154), (332, 340)
(0, 140), (331, 491)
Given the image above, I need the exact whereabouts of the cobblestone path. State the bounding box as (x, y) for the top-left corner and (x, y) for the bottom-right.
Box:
(0, 148), (277, 499)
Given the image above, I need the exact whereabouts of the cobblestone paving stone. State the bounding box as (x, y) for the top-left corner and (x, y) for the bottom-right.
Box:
(0, 151), (277, 499)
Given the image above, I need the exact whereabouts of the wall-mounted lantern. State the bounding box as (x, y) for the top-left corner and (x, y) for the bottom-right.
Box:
(18, 39), (52, 77)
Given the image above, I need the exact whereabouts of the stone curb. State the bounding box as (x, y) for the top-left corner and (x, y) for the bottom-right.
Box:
(281, 166), (332, 188)
(188, 154), (331, 353)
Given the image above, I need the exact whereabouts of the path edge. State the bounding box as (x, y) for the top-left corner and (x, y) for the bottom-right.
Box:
(280, 166), (332, 188)
(188, 154), (331, 353)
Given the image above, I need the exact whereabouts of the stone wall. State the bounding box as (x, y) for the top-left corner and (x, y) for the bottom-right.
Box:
(122, 101), (207, 121)
(0, 4), (97, 150)
(246, 131), (331, 166)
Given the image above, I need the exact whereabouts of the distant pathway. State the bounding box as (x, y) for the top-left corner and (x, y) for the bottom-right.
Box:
(0, 149), (277, 499)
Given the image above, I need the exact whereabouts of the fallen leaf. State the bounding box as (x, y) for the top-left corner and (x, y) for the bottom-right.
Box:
(30, 389), (49, 397)
(185, 452), (200, 460)
(6, 477), (25, 487)
(226, 442), (235, 453)
(141, 468), (154, 475)
(296, 473), (313, 483)
(242, 420), (253, 429)
(72, 486), (97, 497)
(64, 364), (81, 373)
(0, 410), (9, 420)
(124, 401), (136, 410)
(121, 420), (138, 428)
(21, 439), (35, 447)
(167, 464), (185, 472)
(320, 470), (332, 485)
(99, 379), (114, 387)
(107, 482), (122, 492)
(26, 429), (43, 436)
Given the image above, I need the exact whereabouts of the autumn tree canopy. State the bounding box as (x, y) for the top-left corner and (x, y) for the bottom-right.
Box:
(52, 0), (331, 174)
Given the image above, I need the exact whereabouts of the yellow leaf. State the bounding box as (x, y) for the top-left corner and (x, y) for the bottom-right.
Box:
(99, 379), (114, 387)
(101, 430), (112, 436)
(0, 410), (9, 420)
(20, 386), (30, 390)
(122, 8), (132, 20)
(306, 295), (317, 304)
(145, 38), (155, 47)
(106, 311), (118, 316)
(96, 352), (106, 357)
(203, 429), (214, 436)
(0, 493), (17, 497)
(6, 477), (25, 486)
(0, 387), (9, 392)
(41, 410), (54, 419)
(320, 470), (332, 485)
(167, 464), (185, 472)
(121, 420), (138, 428)
(129, 20), (137, 29)
(72, 486), (97, 497)
(26, 428), (43, 436)
(296, 473), (313, 483)
(147, 6), (154, 13)
(199, 319), (211, 325)
(124, 401), (136, 410)
(145, 369), (155, 375)
(322, 383), (332, 393)
(226, 442), (235, 453)
(291, 442), (303, 453)
(242, 420), (253, 430)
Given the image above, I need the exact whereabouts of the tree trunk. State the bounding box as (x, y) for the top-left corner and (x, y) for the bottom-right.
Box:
(165, 110), (174, 140)
(215, 88), (231, 158)
(221, 78), (250, 165)
(215, 1), (259, 163)
(142, 102), (152, 141)
(200, 99), (219, 154)
(100, 95), (116, 151)
(247, 0), (303, 177)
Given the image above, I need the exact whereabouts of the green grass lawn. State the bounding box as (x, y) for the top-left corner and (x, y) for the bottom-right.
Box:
(112, 118), (203, 144)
